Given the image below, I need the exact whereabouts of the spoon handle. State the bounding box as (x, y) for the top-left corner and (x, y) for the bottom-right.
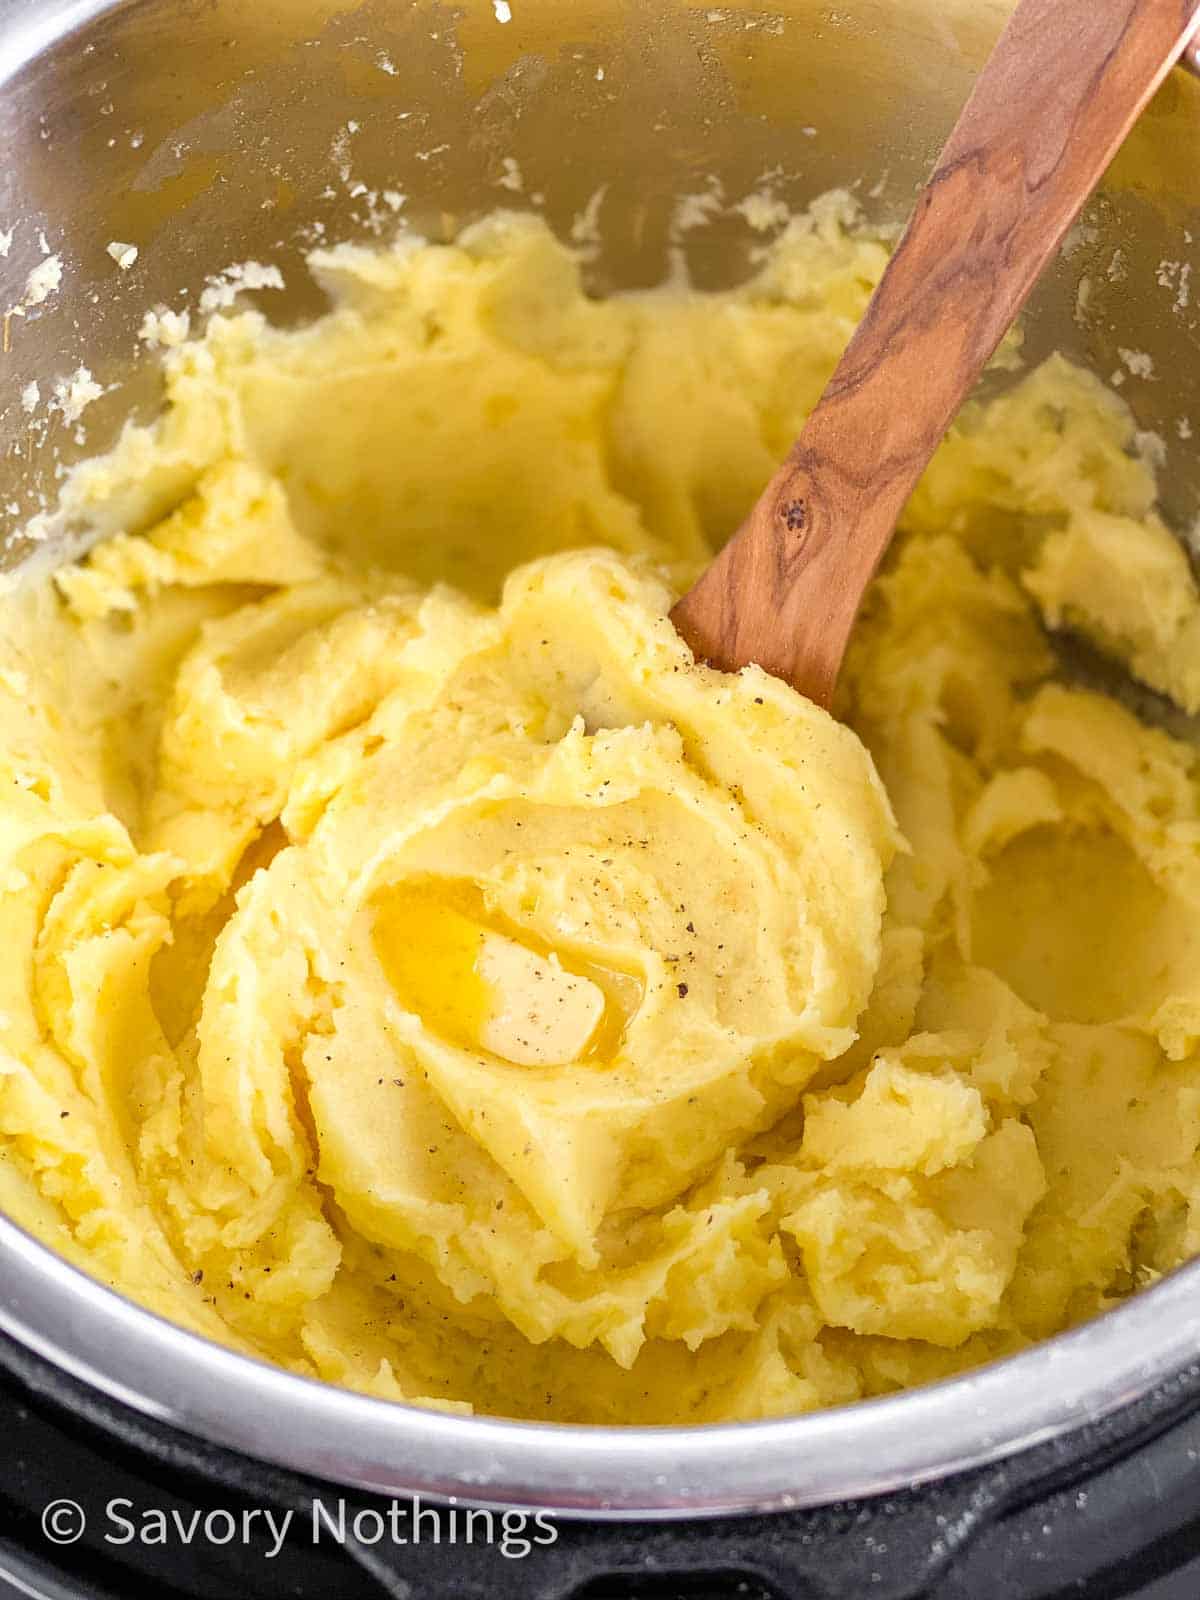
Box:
(671, 0), (1200, 708)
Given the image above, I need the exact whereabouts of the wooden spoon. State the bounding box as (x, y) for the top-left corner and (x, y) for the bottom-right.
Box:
(671, 0), (1200, 709)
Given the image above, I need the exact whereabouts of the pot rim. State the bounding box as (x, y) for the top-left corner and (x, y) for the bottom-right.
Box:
(2, 1211), (1199, 1518)
(4, 0), (1200, 1526)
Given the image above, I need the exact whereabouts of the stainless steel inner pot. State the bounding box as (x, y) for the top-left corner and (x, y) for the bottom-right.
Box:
(2, 0), (1200, 1519)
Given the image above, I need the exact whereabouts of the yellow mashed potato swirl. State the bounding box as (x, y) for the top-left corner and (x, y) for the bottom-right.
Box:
(3, 198), (1200, 1421)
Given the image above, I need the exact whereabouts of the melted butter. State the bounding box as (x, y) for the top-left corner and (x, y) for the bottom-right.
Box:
(373, 881), (640, 1066)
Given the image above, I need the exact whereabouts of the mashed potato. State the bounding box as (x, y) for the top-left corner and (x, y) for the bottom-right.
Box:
(3, 197), (1200, 1421)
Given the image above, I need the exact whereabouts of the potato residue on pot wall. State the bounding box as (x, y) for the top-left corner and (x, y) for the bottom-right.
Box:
(3, 196), (1200, 1422)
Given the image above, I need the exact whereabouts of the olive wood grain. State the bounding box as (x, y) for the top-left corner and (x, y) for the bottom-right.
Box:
(671, 0), (1200, 708)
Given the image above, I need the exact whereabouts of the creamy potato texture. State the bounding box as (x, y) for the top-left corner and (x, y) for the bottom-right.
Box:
(4, 199), (1200, 1420)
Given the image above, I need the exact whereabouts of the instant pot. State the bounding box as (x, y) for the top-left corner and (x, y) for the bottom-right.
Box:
(3, 0), (1200, 1594)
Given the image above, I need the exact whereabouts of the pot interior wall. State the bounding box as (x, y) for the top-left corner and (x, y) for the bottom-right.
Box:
(3, 0), (1200, 1517)
(2, 0), (1199, 571)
